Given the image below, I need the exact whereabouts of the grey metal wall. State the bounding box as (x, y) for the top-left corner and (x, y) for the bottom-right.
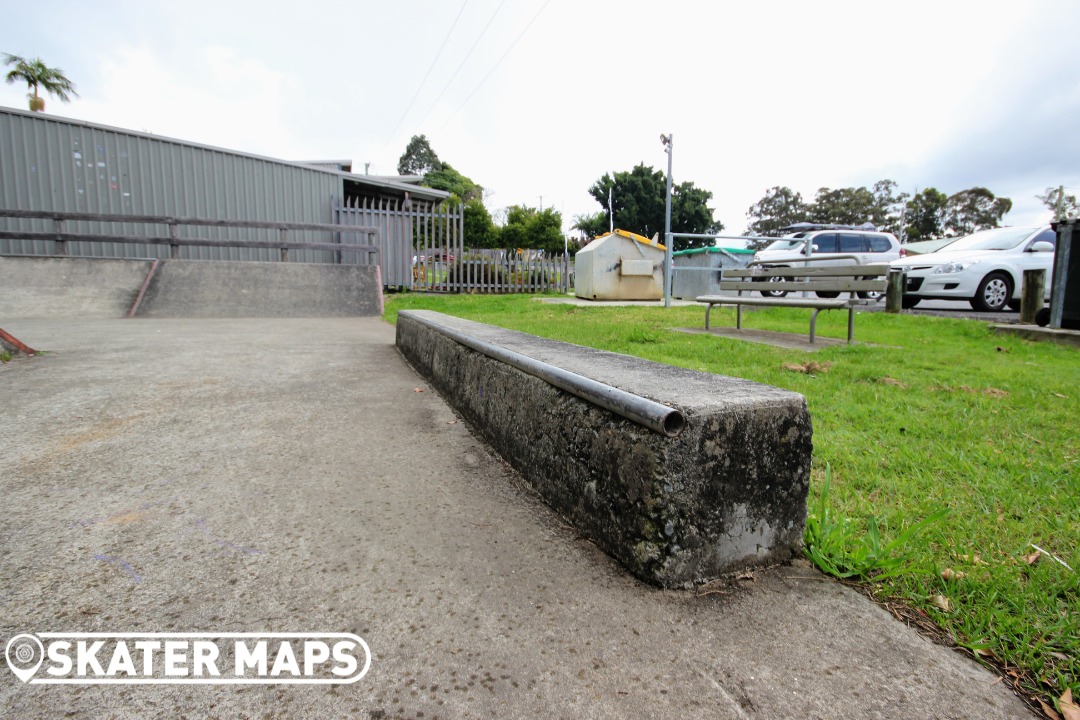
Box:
(0, 108), (343, 262)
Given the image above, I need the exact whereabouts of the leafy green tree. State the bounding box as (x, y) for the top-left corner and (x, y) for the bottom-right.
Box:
(870, 179), (909, 236)
(499, 205), (564, 253)
(397, 134), (483, 203)
(945, 187), (1012, 236)
(463, 198), (498, 248)
(571, 212), (607, 241)
(397, 134), (441, 176)
(586, 164), (721, 251)
(904, 188), (948, 241)
(745, 186), (807, 237)
(423, 163), (482, 201)
(1036, 186), (1080, 221)
(3, 53), (77, 112)
(809, 186), (877, 226)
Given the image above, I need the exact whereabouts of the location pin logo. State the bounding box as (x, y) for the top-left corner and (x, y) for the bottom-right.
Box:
(5, 634), (44, 682)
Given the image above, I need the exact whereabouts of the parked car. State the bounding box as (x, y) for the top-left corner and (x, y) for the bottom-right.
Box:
(900, 237), (958, 256)
(752, 226), (903, 298)
(889, 226), (1055, 311)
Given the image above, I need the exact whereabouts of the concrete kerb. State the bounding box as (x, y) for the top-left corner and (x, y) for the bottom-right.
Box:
(396, 309), (813, 588)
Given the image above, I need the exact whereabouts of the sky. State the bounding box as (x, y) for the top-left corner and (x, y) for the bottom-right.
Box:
(3, 0), (1079, 236)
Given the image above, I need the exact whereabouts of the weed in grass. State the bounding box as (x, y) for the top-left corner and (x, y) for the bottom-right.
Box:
(804, 465), (950, 581)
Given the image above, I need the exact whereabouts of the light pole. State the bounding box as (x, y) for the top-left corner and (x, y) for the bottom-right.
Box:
(661, 133), (673, 307)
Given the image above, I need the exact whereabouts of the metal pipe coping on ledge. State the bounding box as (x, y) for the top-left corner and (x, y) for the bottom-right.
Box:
(404, 312), (687, 438)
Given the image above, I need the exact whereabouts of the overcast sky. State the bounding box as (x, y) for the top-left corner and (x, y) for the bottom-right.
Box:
(3, 0), (1078, 235)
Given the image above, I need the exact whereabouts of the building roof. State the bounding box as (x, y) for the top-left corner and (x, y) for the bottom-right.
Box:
(1, 105), (450, 203)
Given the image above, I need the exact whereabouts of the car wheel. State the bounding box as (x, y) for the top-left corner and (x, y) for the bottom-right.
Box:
(971, 272), (1013, 312)
(815, 291), (840, 299)
(759, 275), (789, 298)
(858, 290), (884, 300)
(901, 296), (921, 309)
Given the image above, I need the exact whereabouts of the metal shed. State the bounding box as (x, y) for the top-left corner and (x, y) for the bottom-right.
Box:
(574, 229), (666, 300)
(0, 106), (448, 277)
(671, 246), (755, 299)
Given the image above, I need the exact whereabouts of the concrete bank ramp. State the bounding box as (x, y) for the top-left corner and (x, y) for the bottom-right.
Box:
(0, 256), (383, 318)
(0, 318), (1034, 719)
(0, 257), (152, 318)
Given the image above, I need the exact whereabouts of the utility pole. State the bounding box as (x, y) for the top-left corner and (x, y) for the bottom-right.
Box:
(661, 133), (674, 308)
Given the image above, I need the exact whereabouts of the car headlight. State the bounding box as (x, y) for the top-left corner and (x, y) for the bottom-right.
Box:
(933, 260), (978, 274)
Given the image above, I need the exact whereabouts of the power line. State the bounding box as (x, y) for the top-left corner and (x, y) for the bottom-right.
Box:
(433, 0), (552, 137)
(380, 0), (471, 152)
(412, 0), (509, 133)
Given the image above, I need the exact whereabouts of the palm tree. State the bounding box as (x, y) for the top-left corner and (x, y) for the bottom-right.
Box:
(3, 53), (78, 112)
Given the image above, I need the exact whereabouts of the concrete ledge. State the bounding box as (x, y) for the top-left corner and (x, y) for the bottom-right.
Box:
(396, 309), (812, 587)
(993, 323), (1080, 348)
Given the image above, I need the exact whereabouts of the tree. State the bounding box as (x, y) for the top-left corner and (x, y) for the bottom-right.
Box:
(499, 205), (564, 253)
(904, 188), (948, 241)
(3, 53), (77, 112)
(745, 186), (807, 238)
(397, 134), (441, 176)
(870, 180), (909, 237)
(944, 187), (1012, 236)
(423, 163), (482, 201)
(1036, 186), (1080, 221)
(585, 163), (722, 251)
(462, 198), (498, 248)
(571, 212), (607, 241)
(809, 186), (877, 226)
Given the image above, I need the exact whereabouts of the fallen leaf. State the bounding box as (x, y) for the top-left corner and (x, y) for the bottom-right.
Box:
(973, 647), (996, 660)
(931, 594), (951, 611)
(1023, 550), (1042, 566)
(1040, 698), (1064, 720)
(413, 387), (425, 393)
(1054, 392), (1069, 399)
(941, 568), (965, 581)
(1061, 689), (1080, 720)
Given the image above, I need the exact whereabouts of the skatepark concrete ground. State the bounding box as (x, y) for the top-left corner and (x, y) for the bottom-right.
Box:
(0, 318), (1035, 719)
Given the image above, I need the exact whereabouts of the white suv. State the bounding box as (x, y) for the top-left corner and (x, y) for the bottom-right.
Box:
(752, 226), (903, 298)
(890, 226), (1055, 311)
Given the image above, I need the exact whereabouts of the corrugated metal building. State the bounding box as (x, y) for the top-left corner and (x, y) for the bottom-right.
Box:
(0, 106), (449, 265)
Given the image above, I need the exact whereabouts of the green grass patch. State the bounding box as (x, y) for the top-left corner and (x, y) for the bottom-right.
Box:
(384, 292), (1079, 706)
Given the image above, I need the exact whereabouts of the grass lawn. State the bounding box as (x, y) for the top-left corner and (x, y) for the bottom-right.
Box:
(384, 292), (1079, 712)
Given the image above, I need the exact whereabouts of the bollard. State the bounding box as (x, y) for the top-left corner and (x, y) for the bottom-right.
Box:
(885, 269), (906, 313)
(1020, 269), (1046, 324)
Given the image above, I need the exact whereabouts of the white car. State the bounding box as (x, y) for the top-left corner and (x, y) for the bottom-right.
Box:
(890, 226), (1056, 311)
(752, 227), (903, 298)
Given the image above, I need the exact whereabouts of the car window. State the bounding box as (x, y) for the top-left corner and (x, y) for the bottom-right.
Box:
(1030, 229), (1056, 247)
(838, 234), (867, 253)
(812, 233), (838, 253)
(868, 236), (891, 252)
